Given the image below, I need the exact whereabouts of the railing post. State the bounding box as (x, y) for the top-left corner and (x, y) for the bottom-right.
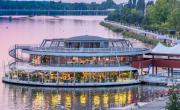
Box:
(57, 72), (59, 85)
(73, 72), (76, 85)
(28, 71), (30, 83)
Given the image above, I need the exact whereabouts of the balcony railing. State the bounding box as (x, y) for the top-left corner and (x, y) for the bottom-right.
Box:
(15, 44), (149, 53)
(12, 62), (130, 68)
(30, 63), (130, 67)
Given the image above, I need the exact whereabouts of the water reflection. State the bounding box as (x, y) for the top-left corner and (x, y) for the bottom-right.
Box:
(4, 84), (167, 110)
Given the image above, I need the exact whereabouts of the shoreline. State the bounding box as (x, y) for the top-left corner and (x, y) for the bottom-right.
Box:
(0, 15), (106, 21)
(100, 21), (173, 47)
(2, 77), (142, 88)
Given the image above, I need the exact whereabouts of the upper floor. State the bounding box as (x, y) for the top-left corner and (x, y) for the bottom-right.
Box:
(40, 35), (132, 48)
(9, 35), (149, 59)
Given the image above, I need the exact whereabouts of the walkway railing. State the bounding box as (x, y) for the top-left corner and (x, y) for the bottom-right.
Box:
(15, 44), (149, 53)
(105, 20), (178, 45)
(18, 62), (130, 67)
(2, 77), (139, 87)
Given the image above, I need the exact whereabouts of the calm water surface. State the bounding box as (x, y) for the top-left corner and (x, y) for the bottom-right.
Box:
(0, 16), (166, 110)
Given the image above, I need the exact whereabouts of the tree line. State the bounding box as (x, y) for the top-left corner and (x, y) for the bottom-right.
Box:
(0, 0), (119, 10)
(106, 0), (180, 35)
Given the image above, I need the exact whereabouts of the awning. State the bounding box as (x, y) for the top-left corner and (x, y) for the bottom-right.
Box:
(151, 42), (180, 55)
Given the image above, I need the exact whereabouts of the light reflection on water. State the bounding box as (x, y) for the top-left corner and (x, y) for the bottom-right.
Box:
(3, 84), (167, 110)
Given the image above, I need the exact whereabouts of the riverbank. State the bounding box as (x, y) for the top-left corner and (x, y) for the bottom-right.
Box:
(110, 96), (168, 110)
(100, 21), (175, 46)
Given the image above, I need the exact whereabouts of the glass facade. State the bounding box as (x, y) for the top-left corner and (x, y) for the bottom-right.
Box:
(30, 55), (131, 67)
(5, 36), (149, 86)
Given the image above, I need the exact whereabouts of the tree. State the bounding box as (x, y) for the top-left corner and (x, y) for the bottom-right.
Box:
(105, 0), (180, 34)
(127, 0), (133, 8)
(168, 8), (180, 31)
(0, 0), (119, 10)
(166, 86), (180, 110)
(106, 9), (121, 22)
(146, 1), (154, 6)
(100, 0), (117, 9)
(132, 0), (137, 8)
(143, 0), (180, 33)
(136, 0), (145, 13)
(131, 9), (144, 24)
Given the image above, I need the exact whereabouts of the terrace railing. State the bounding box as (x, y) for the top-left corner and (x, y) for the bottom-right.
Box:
(15, 44), (149, 53)
(13, 62), (130, 68)
(31, 63), (130, 67)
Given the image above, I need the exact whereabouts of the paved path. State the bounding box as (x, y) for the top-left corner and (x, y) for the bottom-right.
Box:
(140, 97), (167, 110)
(104, 20), (178, 45)
(110, 97), (167, 110)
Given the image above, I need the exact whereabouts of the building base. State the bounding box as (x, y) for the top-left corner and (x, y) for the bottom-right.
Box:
(2, 77), (141, 88)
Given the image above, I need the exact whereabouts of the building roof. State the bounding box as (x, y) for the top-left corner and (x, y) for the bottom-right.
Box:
(42, 35), (129, 43)
(67, 35), (108, 41)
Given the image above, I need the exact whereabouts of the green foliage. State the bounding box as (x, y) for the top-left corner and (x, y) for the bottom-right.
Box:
(106, 0), (145, 25)
(166, 86), (180, 110)
(31, 75), (37, 81)
(106, 8), (144, 24)
(143, 0), (180, 34)
(0, 0), (119, 10)
(167, 8), (180, 32)
(100, 22), (123, 32)
(146, 0), (170, 24)
(106, 0), (180, 35)
(75, 72), (82, 83)
(100, 0), (117, 9)
(136, 0), (145, 13)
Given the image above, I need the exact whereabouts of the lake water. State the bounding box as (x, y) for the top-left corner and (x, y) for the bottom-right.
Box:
(0, 16), (166, 110)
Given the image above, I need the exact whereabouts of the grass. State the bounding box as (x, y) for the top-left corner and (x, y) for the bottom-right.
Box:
(122, 31), (159, 46)
(100, 22), (123, 33)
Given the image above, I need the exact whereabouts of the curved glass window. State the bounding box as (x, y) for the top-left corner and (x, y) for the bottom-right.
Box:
(30, 55), (131, 67)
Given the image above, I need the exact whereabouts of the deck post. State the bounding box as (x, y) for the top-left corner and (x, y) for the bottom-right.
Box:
(57, 72), (59, 84)
(41, 72), (43, 83)
(141, 66), (143, 76)
(171, 68), (173, 78)
(168, 56), (170, 77)
(28, 71), (30, 82)
(152, 55), (154, 75)
(17, 71), (19, 80)
(73, 72), (76, 85)
(155, 66), (157, 76)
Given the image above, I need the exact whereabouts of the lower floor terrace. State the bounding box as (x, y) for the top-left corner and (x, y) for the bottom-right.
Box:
(5, 70), (138, 85)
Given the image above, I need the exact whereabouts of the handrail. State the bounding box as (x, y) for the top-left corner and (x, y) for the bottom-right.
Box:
(13, 61), (130, 67)
(15, 44), (149, 53)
